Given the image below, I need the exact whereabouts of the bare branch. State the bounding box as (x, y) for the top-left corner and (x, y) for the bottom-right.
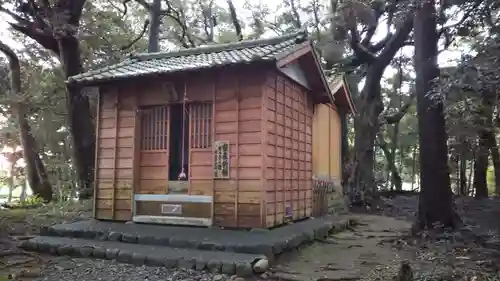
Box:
(381, 94), (416, 125)
(289, 0), (302, 29)
(161, 0), (196, 48)
(348, 27), (377, 64)
(226, 0), (243, 41)
(121, 19), (150, 51)
(377, 15), (413, 66)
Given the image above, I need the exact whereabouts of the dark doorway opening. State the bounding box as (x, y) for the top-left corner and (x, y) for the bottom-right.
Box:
(169, 104), (189, 181)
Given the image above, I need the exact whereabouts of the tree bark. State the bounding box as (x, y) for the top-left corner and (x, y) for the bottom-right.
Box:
(340, 108), (349, 188)
(58, 36), (95, 200)
(8, 0), (95, 200)
(346, 15), (413, 203)
(390, 123), (401, 191)
(148, 0), (162, 52)
(226, 0), (243, 41)
(459, 147), (467, 196)
(349, 68), (384, 202)
(0, 41), (53, 202)
(473, 138), (489, 198)
(378, 134), (402, 191)
(411, 145), (417, 191)
(488, 133), (500, 196)
(414, 0), (459, 229)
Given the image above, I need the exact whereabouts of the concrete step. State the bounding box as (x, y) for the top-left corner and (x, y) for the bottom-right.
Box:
(20, 236), (267, 277)
(41, 217), (353, 258)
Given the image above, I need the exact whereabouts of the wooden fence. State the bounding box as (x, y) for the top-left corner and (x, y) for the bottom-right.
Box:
(312, 177), (337, 217)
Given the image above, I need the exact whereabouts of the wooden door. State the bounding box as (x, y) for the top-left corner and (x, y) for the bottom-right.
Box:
(137, 105), (169, 194)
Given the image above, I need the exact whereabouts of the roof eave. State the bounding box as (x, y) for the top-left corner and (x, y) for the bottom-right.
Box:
(307, 41), (335, 104)
(65, 60), (277, 88)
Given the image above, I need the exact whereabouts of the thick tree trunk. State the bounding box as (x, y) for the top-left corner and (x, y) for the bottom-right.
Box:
(148, 0), (162, 52)
(58, 37), (95, 200)
(473, 137), (489, 198)
(414, 0), (459, 229)
(19, 116), (53, 202)
(348, 69), (384, 203)
(8, 0), (95, 200)
(0, 41), (53, 202)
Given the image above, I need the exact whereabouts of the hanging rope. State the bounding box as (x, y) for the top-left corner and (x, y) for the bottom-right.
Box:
(178, 81), (188, 180)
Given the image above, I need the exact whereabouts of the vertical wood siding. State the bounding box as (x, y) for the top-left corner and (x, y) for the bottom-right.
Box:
(263, 72), (314, 228)
(212, 68), (265, 228)
(312, 103), (342, 185)
(95, 86), (137, 221)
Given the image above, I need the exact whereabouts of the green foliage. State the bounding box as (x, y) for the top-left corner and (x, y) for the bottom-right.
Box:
(18, 195), (43, 208)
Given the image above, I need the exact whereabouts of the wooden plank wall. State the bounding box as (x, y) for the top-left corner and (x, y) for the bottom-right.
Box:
(187, 71), (217, 196)
(95, 86), (136, 221)
(212, 69), (265, 228)
(312, 104), (342, 187)
(263, 72), (313, 228)
(137, 106), (169, 195)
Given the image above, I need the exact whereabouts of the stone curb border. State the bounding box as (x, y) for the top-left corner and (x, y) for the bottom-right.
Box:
(19, 238), (263, 277)
(41, 218), (354, 259)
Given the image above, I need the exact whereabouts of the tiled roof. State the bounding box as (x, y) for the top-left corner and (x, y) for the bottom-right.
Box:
(68, 30), (309, 85)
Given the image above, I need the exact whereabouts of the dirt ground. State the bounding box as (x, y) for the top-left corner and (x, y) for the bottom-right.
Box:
(0, 196), (500, 281)
(270, 195), (500, 281)
(271, 214), (414, 281)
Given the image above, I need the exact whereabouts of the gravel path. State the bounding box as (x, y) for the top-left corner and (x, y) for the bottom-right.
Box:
(33, 257), (233, 281)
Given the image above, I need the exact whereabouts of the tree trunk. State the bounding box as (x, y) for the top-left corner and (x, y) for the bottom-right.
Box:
(488, 134), (500, 196)
(7, 159), (15, 203)
(58, 37), (95, 200)
(8, 0), (95, 200)
(0, 41), (53, 202)
(467, 158), (474, 195)
(411, 144), (417, 191)
(459, 148), (467, 196)
(348, 68), (384, 203)
(148, 0), (162, 52)
(379, 135), (402, 191)
(391, 123), (401, 191)
(414, 0), (459, 229)
(474, 137), (489, 198)
(481, 91), (500, 195)
(340, 108), (349, 188)
(20, 180), (26, 202)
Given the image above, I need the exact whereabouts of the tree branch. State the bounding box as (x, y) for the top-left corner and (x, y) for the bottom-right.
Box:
(161, 0), (196, 48)
(9, 22), (59, 54)
(381, 94), (415, 125)
(377, 15), (413, 66)
(349, 27), (377, 64)
(226, 0), (243, 41)
(289, 0), (302, 29)
(121, 19), (150, 51)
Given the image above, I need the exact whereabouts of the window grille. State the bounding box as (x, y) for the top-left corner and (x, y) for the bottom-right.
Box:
(140, 105), (168, 150)
(213, 141), (229, 179)
(190, 103), (212, 149)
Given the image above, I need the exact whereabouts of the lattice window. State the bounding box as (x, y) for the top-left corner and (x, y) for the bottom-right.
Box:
(140, 105), (168, 150)
(190, 103), (212, 149)
(213, 141), (229, 179)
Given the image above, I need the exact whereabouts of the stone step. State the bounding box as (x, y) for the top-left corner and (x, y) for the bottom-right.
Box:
(41, 217), (353, 258)
(20, 236), (268, 277)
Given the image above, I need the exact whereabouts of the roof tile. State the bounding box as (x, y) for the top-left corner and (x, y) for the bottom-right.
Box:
(68, 30), (308, 85)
